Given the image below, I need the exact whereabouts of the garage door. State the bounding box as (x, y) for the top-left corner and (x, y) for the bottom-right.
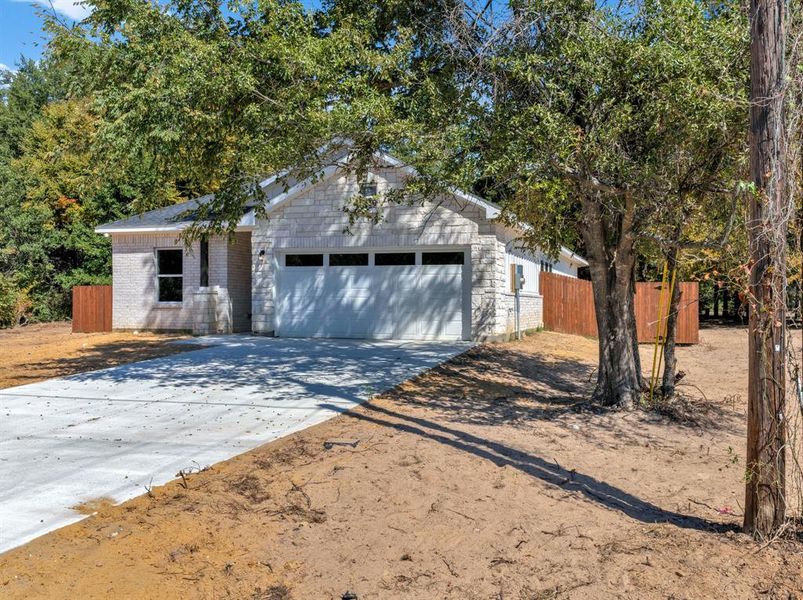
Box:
(275, 249), (466, 340)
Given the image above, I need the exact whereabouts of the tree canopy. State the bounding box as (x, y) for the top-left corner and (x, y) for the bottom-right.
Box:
(0, 0), (751, 378)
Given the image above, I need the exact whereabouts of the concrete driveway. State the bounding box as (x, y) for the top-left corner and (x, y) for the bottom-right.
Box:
(0, 336), (469, 553)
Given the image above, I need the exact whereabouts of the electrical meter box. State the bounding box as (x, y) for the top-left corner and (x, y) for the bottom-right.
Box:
(510, 264), (525, 292)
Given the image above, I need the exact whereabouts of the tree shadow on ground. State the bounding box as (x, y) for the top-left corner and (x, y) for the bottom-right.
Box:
(393, 345), (592, 424)
(393, 344), (740, 436)
(325, 400), (737, 534)
(2, 339), (202, 388)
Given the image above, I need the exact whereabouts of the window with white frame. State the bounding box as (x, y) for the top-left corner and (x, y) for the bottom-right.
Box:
(540, 260), (554, 273)
(156, 249), (183, 302)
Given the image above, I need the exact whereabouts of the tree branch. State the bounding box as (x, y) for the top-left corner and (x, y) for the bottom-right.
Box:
(549, 158), (629, 197)
(641, 190), (740, 250)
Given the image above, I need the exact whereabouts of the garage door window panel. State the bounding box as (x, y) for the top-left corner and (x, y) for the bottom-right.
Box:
(375, 252), (415, 266)
(330, 253), (369, 267)
(422, 251), (464, 265)
(156, 249), (183, 303)
(286, 254), (324, 267)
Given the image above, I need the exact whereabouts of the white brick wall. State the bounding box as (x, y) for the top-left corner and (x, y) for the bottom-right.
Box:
(491, 224), (590, 337)
(227, 232), (252, 332)
(500, 293), (544, 336)
(111, 233), (202, 330)
(111, 232), (247, 332)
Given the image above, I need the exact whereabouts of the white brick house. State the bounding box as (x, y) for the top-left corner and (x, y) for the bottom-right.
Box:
(96, 152), (586, 341)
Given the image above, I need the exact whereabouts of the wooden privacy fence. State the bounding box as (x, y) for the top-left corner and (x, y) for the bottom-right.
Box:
(72, 285), (112, 333)
(636, 280), (699, 344)
(540, 272), (598, 338)
(540, 272), (699, 344)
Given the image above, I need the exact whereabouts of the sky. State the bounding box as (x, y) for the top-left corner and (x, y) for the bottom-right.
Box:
(0, 0), (327, 71)
(0, 0), (91, 70)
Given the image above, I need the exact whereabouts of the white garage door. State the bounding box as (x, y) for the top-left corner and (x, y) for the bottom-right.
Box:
(275, 249), (466, 340)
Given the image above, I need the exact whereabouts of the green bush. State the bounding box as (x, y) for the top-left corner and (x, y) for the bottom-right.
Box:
(0, 274), (31, 328)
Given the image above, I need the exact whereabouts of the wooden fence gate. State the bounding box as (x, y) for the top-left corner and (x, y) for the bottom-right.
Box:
(540, 273), (699, 344)
(72, 285), (112, 333)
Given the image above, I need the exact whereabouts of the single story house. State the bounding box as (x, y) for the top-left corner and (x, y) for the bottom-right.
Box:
(96, 151), (587, 341)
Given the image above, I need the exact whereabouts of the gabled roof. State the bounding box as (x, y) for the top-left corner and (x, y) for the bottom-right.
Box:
(94, 150), (587, 267)
(95, 195), (256, 234)
(251, 150), (502, 220)
(95, 148), (499, 234)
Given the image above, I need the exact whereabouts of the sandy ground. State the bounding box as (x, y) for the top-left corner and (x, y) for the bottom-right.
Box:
(1, 326), (803, 599)
(0, 322), (194, 389)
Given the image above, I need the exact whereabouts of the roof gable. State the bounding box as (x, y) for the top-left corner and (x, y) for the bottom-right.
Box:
(255, 150), (501, 221)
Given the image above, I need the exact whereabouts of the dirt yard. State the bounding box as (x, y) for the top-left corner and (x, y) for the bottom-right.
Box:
(0, 322), (194, 389)
(1, 327), (802, 599)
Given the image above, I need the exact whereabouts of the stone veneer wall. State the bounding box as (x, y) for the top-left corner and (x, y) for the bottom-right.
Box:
(251, 167), (506, 340)
(499, 293), (544, 337)
(492, 227), (545, 337)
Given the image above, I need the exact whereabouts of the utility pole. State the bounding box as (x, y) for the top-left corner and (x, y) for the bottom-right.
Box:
(745, 0), (787, 538)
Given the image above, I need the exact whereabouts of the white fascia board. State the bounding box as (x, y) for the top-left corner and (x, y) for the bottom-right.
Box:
(258, 171), (284, 189)
(559, 246), (589, 267)
(237, 209), (256, 228)
(451, 188), (501, 219)
(95, 225), (186, 234)
(96, 212), (256, 235)
(259, 139), (354, 189)
(493, 219), (588, 268)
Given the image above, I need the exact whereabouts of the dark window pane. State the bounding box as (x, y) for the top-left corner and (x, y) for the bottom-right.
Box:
(375, 252), (415, 266)
(422, 251), (464, 265)
(286, 254), (323, 267)
(360, 181), (377, 197)
(329, 253), (369, 267)
(158, 277), (183, 302)
(200, 240), (209, 287)
(157, 249), (183, 275)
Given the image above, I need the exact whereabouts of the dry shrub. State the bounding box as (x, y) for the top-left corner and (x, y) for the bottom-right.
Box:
(252, 584), (291, 600)
(228, 474), (270, 504)
(642, 390), (727, 429)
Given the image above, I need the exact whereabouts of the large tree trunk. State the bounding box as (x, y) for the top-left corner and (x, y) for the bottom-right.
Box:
(744, 0), (787, 538)
(581, 194), (643, 408)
